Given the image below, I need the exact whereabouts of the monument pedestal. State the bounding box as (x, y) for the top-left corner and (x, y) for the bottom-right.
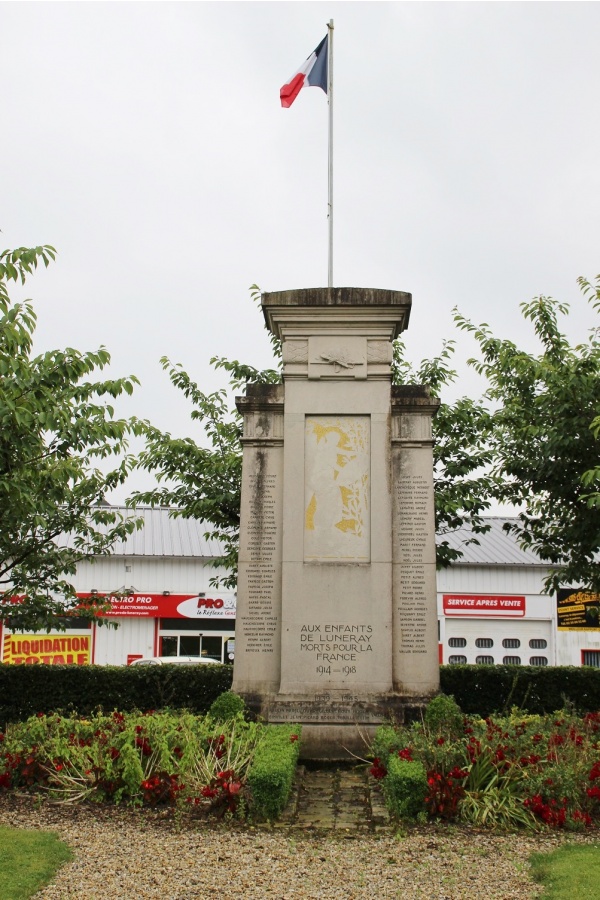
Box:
(232, 288), (440, 758)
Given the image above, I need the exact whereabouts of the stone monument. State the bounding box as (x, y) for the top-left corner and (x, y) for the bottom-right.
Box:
(232, 287), (440, 757)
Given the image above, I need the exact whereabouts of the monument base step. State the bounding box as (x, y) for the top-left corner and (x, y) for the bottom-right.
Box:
(242, 690), (434, 758)
(296, 723), (378, 760)
(275, 763), (391, 831)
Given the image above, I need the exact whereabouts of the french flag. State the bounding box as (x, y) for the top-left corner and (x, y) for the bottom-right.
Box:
(280, 35), (328, 108)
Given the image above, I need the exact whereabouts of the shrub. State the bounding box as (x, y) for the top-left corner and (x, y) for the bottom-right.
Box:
(371, 724), (404, 762)
(371, 708), (600, 830)
(424, 694), (464, 740)
(246, 725), (301, 820)
(208, 692), (246, 722)
(382, 756), (428, 820)
(0, 710), (276, 819)
(0, 663), (233, 727)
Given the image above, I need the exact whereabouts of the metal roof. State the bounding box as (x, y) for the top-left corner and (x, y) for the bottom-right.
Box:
(436, 517), (544, 567)
(86, 508), (540, 567)
(83, 507), (225, 559)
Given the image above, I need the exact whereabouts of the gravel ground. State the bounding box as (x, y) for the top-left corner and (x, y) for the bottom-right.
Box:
(1, 794), (597, 900)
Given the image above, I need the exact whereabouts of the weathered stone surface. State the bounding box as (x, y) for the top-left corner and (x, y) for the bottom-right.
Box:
(233, 287), (440, 758)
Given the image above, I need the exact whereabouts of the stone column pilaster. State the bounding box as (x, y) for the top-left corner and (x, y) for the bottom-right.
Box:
(391, 386), (440, 697)
(232, 384), (284, 698)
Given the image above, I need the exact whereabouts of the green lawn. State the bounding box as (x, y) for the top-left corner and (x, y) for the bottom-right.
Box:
(0, 826), (73, 900)
(530, 844), (600, 899)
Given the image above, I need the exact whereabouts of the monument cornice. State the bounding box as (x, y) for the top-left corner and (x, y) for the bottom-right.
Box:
(235, 383), (285, 415)
(391, 385), (441, 417)
(262, 287), (411, 342)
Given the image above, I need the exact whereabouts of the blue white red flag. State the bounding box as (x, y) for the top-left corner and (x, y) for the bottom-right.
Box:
(280, 35), (328, 108)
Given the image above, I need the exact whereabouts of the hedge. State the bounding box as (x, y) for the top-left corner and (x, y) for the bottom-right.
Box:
(3, 663), (600, 727)
(246, 724), (301, 820)
(440, 665), (600, 717)
(0, 663), (234, 727)
(382, 756), (429, 820)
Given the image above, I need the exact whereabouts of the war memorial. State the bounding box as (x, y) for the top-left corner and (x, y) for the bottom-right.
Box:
(232, 287), (440, 757)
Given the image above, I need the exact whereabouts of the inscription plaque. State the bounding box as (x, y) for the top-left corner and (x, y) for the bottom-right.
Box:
(268, 700), (382, 724)
(239, 472), (279, 654)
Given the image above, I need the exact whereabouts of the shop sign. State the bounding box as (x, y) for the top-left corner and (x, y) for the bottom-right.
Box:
(443, 594), (526, 617)
(81, 593), (237, 619)
(557, 589), (600, 631)
(2, 633), (91, 665)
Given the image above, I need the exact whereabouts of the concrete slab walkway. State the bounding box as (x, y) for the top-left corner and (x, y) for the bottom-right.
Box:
(277, 764), (390, 832)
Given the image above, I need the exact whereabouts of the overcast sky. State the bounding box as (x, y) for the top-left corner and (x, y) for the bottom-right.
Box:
(3, 1), (600, 502)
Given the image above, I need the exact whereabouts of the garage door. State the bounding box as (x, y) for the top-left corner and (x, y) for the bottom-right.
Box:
(444, 618), (553, 666)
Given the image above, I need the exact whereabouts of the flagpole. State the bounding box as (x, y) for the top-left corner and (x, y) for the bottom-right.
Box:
(327, 19), (334, 290)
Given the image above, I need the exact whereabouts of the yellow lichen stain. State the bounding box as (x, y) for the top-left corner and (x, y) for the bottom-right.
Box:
(335, 518), (359, 533)
(339, 485), (353, 506)
(312, 423), (352, 452)
(305, 493), (317, 531)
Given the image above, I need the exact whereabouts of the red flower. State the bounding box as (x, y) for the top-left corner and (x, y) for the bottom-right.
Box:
(589, 762), (600, 782)
(369, 758), (387, 780)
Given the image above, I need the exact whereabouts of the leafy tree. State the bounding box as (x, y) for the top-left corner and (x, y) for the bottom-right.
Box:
(456, 279), (600, 593)
(131, 356), (279, 588)
(392, 338), (496, 566)
(0, 246), (144, 631)
(132, 294), (496, 582)
(579, 275), (600, 510)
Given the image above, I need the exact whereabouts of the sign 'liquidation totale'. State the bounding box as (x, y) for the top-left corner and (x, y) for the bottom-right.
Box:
(3, 633), (91, 665)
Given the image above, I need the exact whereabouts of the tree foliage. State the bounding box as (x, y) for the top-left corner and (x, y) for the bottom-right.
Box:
(392, 338), (496, 566)
(133, 295), (496, 581)
(131, 356), (280, 588)
(455, 279), (600, 593)
(0, 246), (144, 631)
(136, 279), (600, 592)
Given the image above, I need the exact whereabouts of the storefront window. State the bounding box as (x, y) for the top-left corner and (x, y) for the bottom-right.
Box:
(180, 635), (201, 656)
(160, 636), (178, 657)
(157, 622), (231, 662)
(202, 636), (223, 660)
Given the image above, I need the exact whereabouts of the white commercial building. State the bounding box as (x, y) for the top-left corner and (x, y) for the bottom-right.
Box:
(1, 509), (597, 668)
(438, 518), (599, 668)
(1, 508), (236, 667)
